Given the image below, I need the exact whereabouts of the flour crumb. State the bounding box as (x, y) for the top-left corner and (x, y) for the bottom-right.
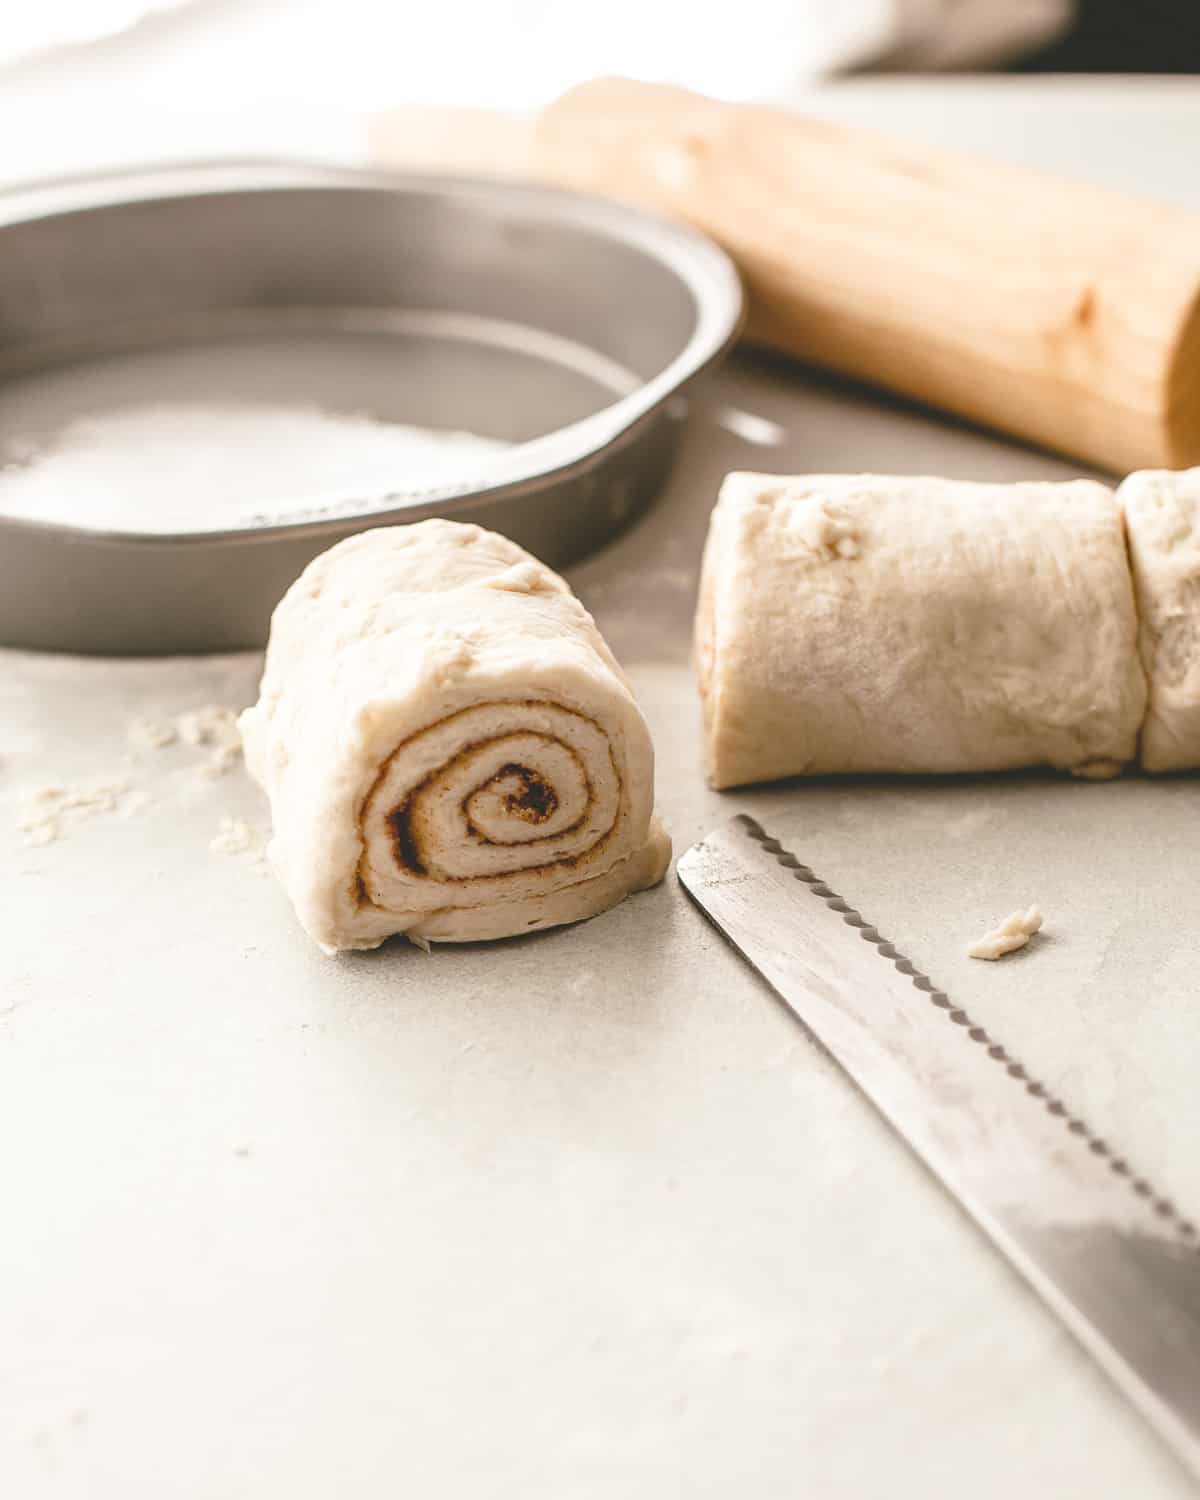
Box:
(19, 778), (129, 846)
(968, 906), (1043, 961)
(129, 718), (177, 751)
(178, 704), (241, 749)
(176, 705), (243, 777)
(198, 744), (242, 779)
(24, 818), (62, 846)
(127, 706), (242, 769)
(209, 816), (255, 855)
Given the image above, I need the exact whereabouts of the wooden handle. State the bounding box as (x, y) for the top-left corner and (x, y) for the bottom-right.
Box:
(533, 78), (1200, 474)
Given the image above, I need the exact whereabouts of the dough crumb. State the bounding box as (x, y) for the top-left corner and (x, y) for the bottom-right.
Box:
(129, 718), (177, 751)
(18, 778), (129, 845)
(968, 906), (1044, 961)
(176, 705), (243, 778)
(198, 744), (243, 779)
(407, 932), (433, 955)
(209, 816), (256, 855)
(23, 818), (62, 847)
(178, 704), (241, 749)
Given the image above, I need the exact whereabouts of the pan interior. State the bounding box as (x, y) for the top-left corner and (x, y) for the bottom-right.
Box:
(0, 310), (641, 534)
(0, 174), (704, 537)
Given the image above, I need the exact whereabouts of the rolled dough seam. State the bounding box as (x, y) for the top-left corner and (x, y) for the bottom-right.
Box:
(1118, 466), (1200, 772)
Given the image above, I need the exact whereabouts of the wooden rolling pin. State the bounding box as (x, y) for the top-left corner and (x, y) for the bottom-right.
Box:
(528, 78), (1200, 474)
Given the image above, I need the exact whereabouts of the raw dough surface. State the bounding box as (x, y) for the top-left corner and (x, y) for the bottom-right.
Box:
(239, 521), (670, 952)
(1118, 467), (1200, 772)
(695, 473), (1147, 788)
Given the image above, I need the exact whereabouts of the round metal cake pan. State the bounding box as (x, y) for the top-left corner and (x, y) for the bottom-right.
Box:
(0, 162), (743, 655)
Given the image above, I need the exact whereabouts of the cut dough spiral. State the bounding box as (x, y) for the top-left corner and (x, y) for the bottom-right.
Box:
(362, 702), (622, 891)
(240, 521), (669, 952)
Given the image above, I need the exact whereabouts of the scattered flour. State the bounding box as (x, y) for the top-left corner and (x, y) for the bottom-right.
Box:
(177, 704), (239, 748)
(209, 816), (256, 855)
(0, 404), (511, 533)
(200, 748), (242, 780)
(15, 703), (248, 849)
(128, 704), (242, 774)
(968, 906), (1044, 961)
(177, 705), (243, 778)
(128, 718), (177, 750)
(19, 780), (130, 846)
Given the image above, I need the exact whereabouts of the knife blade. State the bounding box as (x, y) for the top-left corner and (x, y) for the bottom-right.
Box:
(677, 814), (1200, 1482)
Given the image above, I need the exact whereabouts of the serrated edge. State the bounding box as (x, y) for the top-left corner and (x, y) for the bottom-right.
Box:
(734, 813), (1197, 1248)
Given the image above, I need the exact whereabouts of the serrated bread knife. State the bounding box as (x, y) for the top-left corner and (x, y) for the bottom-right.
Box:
(677, 815), (1200, 1482)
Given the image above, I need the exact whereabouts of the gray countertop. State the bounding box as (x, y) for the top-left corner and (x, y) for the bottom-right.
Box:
(4, 77), (1200, 1500)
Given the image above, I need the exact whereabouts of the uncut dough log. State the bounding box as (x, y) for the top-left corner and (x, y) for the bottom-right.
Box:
(1119, 467), (1200, 772)
(239, 521), (670, 952)
(695, 473), (1147, 789)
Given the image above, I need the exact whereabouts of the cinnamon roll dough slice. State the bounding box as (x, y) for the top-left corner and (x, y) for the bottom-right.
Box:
(1118, 468), (1200, 772)
(239, 521), (670, 952)
(695, 473), (1147, 788)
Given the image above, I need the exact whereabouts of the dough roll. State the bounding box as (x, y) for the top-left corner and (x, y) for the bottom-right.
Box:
(240, 521), (670, 952)
(1118, 467), (1200, 772)
(695, 473), (1147, 788)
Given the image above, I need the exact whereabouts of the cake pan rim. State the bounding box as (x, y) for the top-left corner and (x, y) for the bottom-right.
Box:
(0, 159), (745, 547)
